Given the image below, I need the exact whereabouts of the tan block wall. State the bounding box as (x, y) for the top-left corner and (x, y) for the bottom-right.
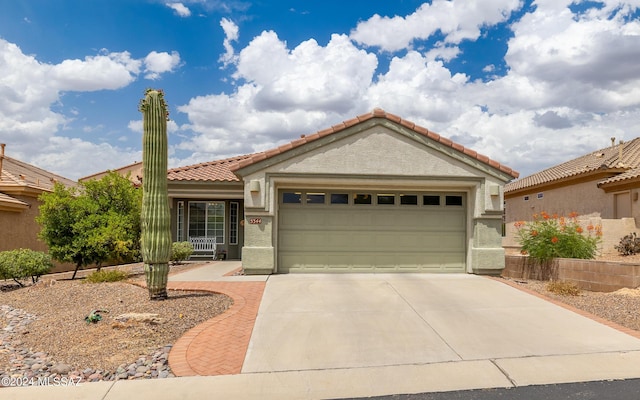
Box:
(503, 255), (640, 292)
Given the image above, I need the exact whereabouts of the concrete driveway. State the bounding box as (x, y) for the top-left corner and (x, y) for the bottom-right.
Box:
(243, 273), (640, 385)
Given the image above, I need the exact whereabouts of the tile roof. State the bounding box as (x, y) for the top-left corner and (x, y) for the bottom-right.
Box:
(598, 166), (640, 187)
(0, 192), (29, 208)
(168, 154), (253, 182)
(0, 155), (77, 193)
(505, 137), (640, 193)
(228, 108), (519, 178)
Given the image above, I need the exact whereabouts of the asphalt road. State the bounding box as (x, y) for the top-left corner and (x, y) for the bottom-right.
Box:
(344, 379), (640, 400)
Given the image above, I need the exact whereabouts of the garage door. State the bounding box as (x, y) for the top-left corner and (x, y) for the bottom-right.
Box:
(278, 190), (466, 273)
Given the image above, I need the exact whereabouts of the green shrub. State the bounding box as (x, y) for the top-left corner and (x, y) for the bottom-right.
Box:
(170, 241), (194, 264)
(546, 281), (581, 296)
(0, 249), (53, 285)
(615, 233), (640, 256)
(84, 269), (128, 283)
(515, 212), (601, 263)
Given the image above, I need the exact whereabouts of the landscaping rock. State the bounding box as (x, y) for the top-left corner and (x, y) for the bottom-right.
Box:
(1, 305), (175, 383)
(115, 313), (164, 325)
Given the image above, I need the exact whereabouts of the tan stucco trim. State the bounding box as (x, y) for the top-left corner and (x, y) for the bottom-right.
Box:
(598, 178), (640, 193)
(0, 183), (47, 198)
(0, 201), (29, 212)
(168, 181), (244, 199)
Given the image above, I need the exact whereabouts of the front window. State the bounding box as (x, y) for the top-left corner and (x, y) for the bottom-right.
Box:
(230, 202), (239, 245)
(188, 201), (225, 244)
(176, 201), (184, 241)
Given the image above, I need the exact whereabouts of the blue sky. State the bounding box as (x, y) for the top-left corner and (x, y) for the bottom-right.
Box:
(1, 0), (639, 180)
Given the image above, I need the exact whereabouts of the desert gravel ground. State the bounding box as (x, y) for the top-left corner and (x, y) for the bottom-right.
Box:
(0, 262), (232, 375)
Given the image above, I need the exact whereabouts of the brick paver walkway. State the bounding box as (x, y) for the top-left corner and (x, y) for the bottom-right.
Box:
(166, 281), (266, 376)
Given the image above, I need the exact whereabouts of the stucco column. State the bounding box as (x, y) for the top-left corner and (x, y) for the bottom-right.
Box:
(242, 215), (275, 275)
(470, 214), (505, 275)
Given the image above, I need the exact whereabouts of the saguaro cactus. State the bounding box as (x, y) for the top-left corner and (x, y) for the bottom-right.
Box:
(139, 89), (172, 300)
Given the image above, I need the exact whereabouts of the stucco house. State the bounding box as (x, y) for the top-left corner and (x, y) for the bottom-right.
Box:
(0, 144), (78, 254)
(504, 138), (640, 255)
(168, 109), (518, 275)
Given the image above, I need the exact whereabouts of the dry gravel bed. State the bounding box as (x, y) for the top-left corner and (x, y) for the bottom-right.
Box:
(504, 253), (640, 333)
(0, 263), (232, 380)
(505, 279), (640, 332)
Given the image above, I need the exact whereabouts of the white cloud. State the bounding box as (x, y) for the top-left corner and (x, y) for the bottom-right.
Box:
(365, 51), (469, 124)
(219, 18), (239, 68)
(233, 32), (377, 113)
(7, 136), (142, 181)
(52, 51), (141, 91)
(166, 2), (191, 17)
(144, 51), (182, 80)
(350, 0), (523, 54)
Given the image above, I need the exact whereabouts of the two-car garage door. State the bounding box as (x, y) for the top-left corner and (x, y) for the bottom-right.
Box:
(278, 190), (467, 273)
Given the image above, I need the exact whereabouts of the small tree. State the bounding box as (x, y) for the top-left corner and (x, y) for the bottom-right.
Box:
(37, 172), (142, 279)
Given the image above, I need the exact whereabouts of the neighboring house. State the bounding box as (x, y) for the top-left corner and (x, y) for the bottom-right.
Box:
(79, 161), (143, 186)
(504, 138), (640, 255)
(169, 109), (519, 275)
(0, 144), (78, 254)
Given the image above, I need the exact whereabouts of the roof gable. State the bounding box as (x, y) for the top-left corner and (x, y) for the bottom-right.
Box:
(505, 137), (640, 193)
(229, 109), (518, 179)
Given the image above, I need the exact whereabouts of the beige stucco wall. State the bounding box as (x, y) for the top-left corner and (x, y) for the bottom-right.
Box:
(0, 194), (76, 273)
(505, 179), (611, 223)
(0, 195), (48, 253)
(239, 123), (513, 275)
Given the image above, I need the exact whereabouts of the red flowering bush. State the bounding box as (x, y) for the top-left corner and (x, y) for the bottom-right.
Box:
(515, 211), (601, 264)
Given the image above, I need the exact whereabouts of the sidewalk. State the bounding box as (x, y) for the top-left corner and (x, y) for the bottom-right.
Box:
(4, 266), (640, 400)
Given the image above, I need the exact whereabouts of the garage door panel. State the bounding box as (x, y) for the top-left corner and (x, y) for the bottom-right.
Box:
(278, 191), (466, 273)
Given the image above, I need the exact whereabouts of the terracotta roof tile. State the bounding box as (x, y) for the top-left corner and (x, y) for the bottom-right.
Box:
(167, 154), (253, 182)
(343, 117), (360, 128)
(228, 109), (518, 178)
(399, 119), (416, 130)
(506, 137), (640, 192)
(0, 155), (77, 192)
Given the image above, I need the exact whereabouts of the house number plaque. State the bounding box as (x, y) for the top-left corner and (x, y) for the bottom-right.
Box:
(249, 218), (262, 225)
